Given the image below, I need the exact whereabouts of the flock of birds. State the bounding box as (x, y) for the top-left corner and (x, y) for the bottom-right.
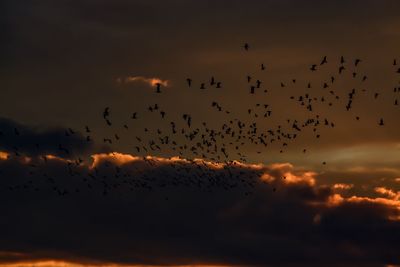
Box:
(1, 44), (400, 197)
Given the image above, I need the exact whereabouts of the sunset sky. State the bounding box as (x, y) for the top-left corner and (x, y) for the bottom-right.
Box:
(1, 1), (400, 266)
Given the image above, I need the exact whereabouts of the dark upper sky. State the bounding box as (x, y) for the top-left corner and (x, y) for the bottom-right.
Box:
(1, 1), (400, 266)
(2, 0), (400, 166)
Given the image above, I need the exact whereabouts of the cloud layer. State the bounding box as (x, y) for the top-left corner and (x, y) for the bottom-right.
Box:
(1, 151), (400, 266)
(0, 118), (93, 159)
(117, 76), (169, 88)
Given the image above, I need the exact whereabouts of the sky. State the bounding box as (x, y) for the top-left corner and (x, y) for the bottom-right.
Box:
(1, 0), (400, 266)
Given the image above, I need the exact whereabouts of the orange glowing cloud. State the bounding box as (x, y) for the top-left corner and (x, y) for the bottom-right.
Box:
(90, 152), (141, 168)
(0, 151), (9, 160)
(90, 152), (264, 171)
(347, 196), (400, 210)
(3, 149), (400, 223)
(326, 193), (345, 207)
(0, 151), (33, 163)
(268, 163), (316, 186)
(89, 152), (322, 188)
(282, 171), (316, 186)
(43, 154), (75, 164)
(228, 160), (264, 170)
(333, 183), (354, 190)
(260, 173), (275, 182)
(90, 152), (195, 168)
(117, 76), (169, 87)
(375, 187), (400, 200)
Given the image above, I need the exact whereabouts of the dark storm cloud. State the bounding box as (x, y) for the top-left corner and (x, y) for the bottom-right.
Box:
(0, 117), (92, 158)
(0, 153), (400, 266)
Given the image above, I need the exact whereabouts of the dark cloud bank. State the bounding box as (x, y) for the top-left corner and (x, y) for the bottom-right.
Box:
(0, 119), (400, 266)
(0, 117), (92, 158)
(0, 118), (399, 267)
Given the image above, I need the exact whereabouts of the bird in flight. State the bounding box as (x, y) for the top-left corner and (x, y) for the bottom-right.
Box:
(14, 50), (399, 198)
(186, 78), (192, 87)
(320, 56), (327, 65)
(155, 83), (161, 93)
(310, 64), (317, 71)
(103, 107), (110, 119)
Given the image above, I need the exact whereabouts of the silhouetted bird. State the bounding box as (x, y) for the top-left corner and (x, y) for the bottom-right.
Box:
(103, 107), (110, 119)
(210, 76), (215, 86)
(320, 56), (327, 65)
(155, 83), (161, 93)
(186, 78), (192, 87)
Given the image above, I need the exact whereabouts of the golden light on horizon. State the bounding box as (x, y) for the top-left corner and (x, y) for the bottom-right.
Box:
(0, 260), (233, 267)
